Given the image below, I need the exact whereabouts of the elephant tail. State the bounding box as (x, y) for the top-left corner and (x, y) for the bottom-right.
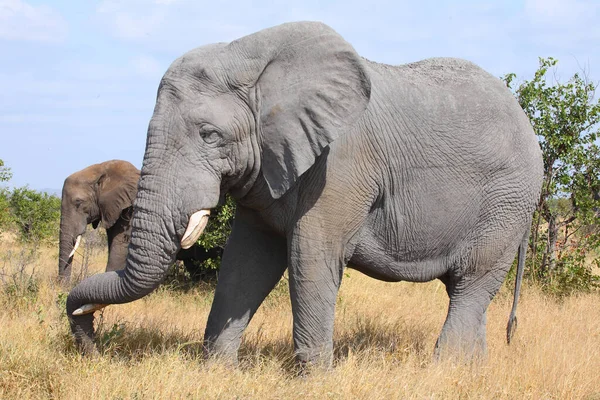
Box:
(506, 231), (529, 344)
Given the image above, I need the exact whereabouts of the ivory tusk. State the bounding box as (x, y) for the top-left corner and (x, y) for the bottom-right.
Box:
(72, 303), (107, 316)
(69, 235), (82, 258)
(181, 209), (211, 249)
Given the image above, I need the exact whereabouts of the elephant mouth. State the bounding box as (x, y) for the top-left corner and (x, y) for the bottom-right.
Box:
(180, 209), (211, 249)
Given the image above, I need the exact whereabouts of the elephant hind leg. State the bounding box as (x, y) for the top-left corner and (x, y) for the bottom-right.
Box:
(434, 273), (495, 361)
(434, 243), (518, 360)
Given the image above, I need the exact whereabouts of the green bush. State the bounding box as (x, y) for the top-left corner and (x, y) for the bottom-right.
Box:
(549, 252), (600, 297)
(0, 159), (12, 234)
(163, 195), (235, 287)
(8, 187), (61, 244)
(0, 159), (11, 183)
(504, 58), (600, 296)
(194, 194), (236, 271)
(0, 187), (10, 233)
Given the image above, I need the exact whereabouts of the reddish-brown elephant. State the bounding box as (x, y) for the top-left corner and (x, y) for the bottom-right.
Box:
(58, 160), (220, 282)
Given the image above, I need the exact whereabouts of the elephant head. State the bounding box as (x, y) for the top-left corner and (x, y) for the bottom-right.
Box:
(67, 21), (371, 352)
(58, 160), (139, 282)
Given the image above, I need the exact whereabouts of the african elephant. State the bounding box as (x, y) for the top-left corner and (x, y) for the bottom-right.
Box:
(67, 22), (543, 366)
(58, 160), (223, 283)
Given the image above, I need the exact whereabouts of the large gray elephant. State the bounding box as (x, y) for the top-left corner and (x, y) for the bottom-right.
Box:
(58, 160), (222, 283)
(67, 22), (543, 366)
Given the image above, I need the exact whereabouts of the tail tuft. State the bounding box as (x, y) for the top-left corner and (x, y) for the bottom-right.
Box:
(506, 315), (517, 344)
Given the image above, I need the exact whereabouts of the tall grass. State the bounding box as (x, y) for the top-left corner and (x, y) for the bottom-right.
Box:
(1, 236), (599, 399)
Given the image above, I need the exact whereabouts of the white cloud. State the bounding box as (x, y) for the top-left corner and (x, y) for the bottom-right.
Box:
(0, 0), (67, 43)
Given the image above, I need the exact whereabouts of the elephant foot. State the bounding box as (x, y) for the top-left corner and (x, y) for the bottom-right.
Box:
(76, 337), (100, 357)
(67, 296), (99, 356)
(202, 338), (240, 367)
(294, 345), (334, 371)
(203, 352), (239, 370)
(433, 329), (488, 364)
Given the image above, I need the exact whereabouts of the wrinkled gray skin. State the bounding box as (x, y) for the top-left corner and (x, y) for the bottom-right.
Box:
(58, 160), (218, 283)
(67, 22), (544, 365)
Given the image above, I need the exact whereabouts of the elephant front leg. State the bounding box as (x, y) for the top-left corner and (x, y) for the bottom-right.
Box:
(288, 224), (348, 368)
(203, 209), (287, 363)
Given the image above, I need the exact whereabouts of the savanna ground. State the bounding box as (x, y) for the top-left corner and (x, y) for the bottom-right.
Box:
(1, 233), (599, 399)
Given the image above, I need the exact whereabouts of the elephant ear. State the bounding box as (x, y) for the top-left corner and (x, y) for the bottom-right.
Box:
(97, 162), (140, 229)
(245, 22), (371, 198)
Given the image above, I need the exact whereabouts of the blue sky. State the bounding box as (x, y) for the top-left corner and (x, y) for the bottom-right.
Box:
(1, 0), (599, 191)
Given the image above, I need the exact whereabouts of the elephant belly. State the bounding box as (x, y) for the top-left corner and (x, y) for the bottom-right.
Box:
(348, 236), (451, 283)
(347, 181), (479, 283)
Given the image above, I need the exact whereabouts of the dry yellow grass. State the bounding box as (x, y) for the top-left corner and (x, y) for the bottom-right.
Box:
(1, 236), (599, 399)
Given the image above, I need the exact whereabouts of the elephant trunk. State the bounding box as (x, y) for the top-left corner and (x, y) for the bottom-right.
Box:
(66, 183), (179, 352)
(58, 217), (82, 283)
(57, 235), (73, 283)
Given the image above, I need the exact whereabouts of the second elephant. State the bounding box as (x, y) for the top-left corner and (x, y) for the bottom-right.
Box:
(58, 160), (223, 282)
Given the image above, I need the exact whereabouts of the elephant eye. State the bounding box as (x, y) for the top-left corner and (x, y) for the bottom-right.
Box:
(198, 125), (221, 145)
(74, 199), (83, 208)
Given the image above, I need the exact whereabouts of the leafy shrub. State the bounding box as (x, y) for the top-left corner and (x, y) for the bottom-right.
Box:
(540, 229), (600, 297)
(506, 219), (600, 299)
(8, 187), (61, 243)
(194, 194), (236, 271)
(0, 187), (10, 233)
(0, 159), (11, 183)
(548, 253), (600, 297)
(0, 159), (12, 233)
(163, 195), (235, 287)
(504, 58), (600, 296)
